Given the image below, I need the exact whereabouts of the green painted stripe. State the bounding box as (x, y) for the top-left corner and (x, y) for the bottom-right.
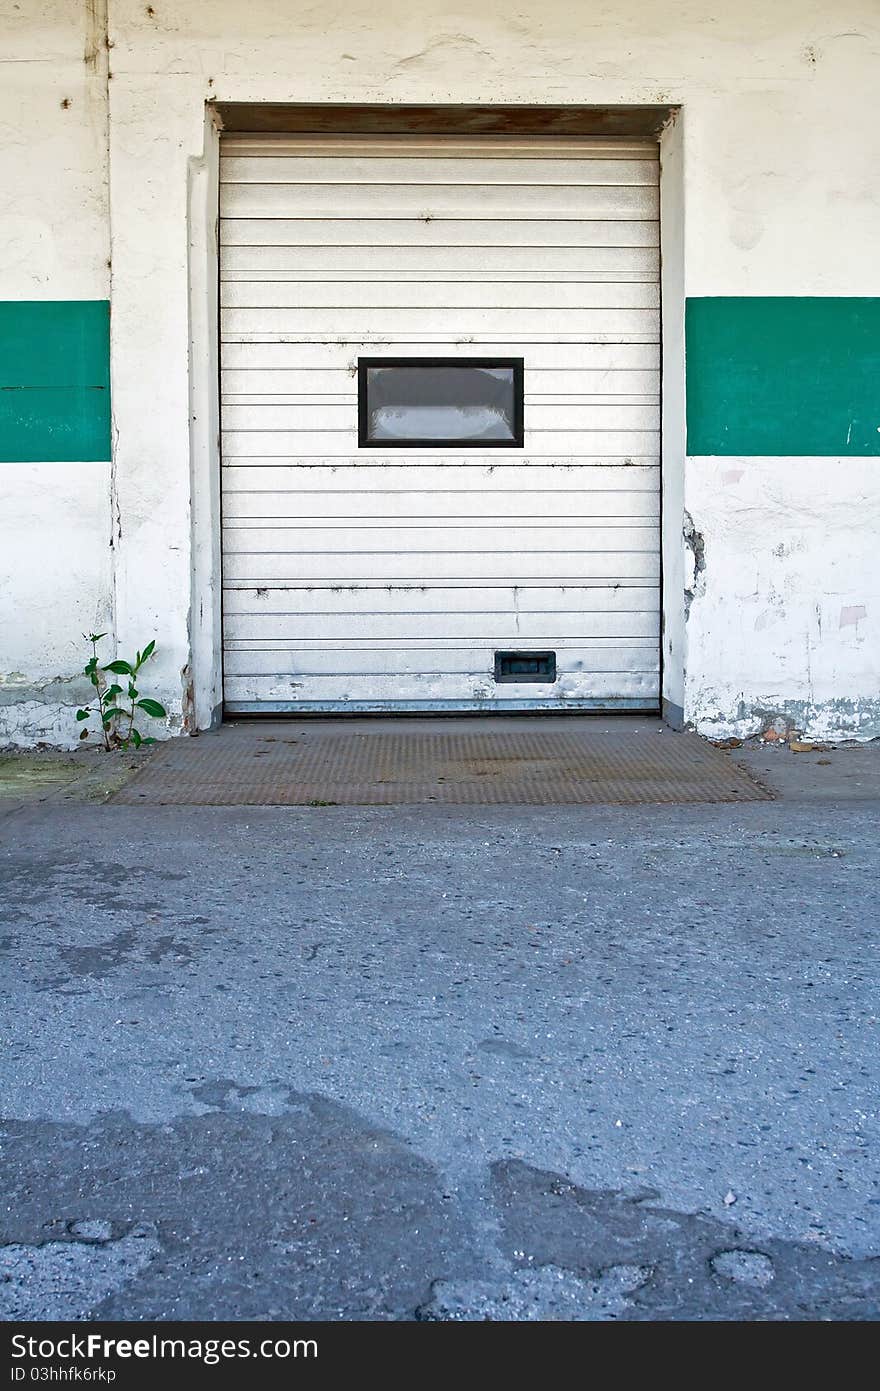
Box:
(686, 297), (880, 456)
(0, 301), (111, 461)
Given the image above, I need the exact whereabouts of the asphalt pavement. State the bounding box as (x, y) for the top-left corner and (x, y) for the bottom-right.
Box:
(0, 730), (878, 1319)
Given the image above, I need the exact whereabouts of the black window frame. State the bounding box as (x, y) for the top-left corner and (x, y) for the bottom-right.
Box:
(494, 650), (557, 684)
(357, 356), (525, 449)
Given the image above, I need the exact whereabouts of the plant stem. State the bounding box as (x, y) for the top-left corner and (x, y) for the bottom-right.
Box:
(93, 635), (112, 752)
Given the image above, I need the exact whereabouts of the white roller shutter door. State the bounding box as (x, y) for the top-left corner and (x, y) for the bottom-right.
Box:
(220, 135), (660, 711)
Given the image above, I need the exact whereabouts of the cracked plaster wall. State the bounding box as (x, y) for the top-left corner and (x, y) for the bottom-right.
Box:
(684, 459), (880, 741)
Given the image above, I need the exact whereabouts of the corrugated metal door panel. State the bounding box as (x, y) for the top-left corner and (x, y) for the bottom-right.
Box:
(222, 343), (659, 369)
(220, 136), (659, 157)
(221, 282), (660, 309)
(222, 247), (659, 274)
(221, 219), (659, 249)
(222, 431), (660, 459)
(219, 135), (660, 712)
(222, 489), (661, 521)
(222, 548), (660, 583)
(222, 464), (660, 493)
(220, 184), (657, 219)
(223, 613), (661, 644)
(220, 151), (658, 178)
(223, 673), (661, 709)
(222, 584), (659, 614)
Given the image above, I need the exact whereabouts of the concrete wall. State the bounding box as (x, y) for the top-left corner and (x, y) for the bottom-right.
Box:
(0, 1), (111, 744)
(2, 0), (879, 744)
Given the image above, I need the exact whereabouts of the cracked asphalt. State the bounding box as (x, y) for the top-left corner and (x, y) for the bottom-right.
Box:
(0, 735), (878, 1320)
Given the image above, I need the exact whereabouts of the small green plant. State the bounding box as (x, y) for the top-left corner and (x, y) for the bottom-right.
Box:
(76, 633), (167, 750)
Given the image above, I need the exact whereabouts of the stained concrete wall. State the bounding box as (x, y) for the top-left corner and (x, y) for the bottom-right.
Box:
(2, 1), (879, 745)
(685, 459), (880, 741)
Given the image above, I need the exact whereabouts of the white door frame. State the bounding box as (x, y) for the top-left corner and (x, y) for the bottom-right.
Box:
(187, 106), (686, 729)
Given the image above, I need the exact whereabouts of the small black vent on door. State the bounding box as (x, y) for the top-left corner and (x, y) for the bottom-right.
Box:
(494, 651), (557, 683)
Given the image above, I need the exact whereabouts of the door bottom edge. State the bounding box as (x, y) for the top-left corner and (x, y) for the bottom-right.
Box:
(224, 698), (659, 715)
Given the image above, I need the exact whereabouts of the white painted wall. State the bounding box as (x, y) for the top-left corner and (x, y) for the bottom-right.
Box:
(0, 0), (111, 746)
(685, 459), (880, 741)
(3, 1), (879, 743)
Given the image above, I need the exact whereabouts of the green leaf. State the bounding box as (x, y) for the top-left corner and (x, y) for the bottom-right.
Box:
(104, 660), (133, 675)
(141, 640), (156, 662)
(135, 698), (167, 719)
(141, 736), (157, 745)
(89, 672), (100, 687)
(104, 684), (123, 699)
(101, 706), (125, 725)
(129, 729), (143, 748)
(75, 709), (91, 721)
(87, 632), (107, 644)
(84, 657), (97, 674)
(128, 685), (138, 700)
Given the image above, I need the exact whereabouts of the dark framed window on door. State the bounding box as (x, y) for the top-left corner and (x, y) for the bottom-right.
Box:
(358, 358), (525, 448)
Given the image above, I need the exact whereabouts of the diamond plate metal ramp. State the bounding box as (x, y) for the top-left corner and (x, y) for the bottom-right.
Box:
(111, 718), (771, 807)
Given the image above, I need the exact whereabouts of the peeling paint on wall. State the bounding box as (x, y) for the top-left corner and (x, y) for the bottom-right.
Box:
(684, 456), (880, 743)
(0, 677), (98, 750)
(180, 664), (196, 734)
(682, 511), (706, 621)
(694, 696), (880, 746)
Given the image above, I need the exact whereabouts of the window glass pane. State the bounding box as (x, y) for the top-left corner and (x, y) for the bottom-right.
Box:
(360, 360), (522, 447)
